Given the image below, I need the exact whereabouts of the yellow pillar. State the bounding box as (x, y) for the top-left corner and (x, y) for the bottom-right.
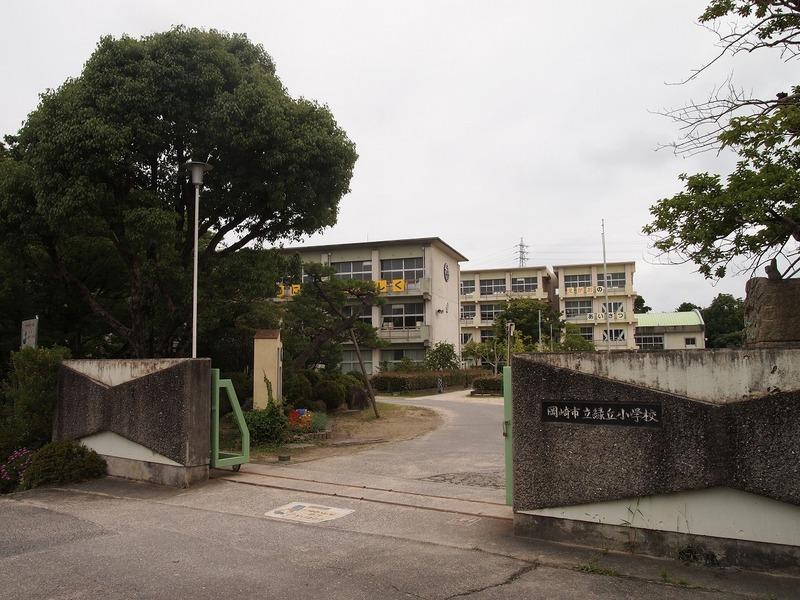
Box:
(252, 330), (282, 409)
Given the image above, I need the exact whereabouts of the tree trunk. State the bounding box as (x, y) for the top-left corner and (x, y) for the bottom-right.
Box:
(349, 329), (380, 419)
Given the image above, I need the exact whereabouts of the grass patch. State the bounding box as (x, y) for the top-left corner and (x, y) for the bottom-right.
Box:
(659, 569), (690, 587)
(574, 561), (619, 577)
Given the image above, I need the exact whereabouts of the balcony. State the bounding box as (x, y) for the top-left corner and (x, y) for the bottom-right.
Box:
(382, 277), (431, 298)
(561, 285), (635, 298)
(566, 312), (631, 323)
(377, 324), (430, 343)
(460, 315), (478, 327)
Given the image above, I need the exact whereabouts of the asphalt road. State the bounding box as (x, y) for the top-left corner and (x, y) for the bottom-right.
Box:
(1, 391), (796, 599)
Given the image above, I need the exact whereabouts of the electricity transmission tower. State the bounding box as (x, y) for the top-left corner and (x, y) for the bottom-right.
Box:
(515, 237), (529, 267)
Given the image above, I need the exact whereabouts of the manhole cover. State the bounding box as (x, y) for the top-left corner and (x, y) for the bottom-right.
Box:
(420, 470), (504, 489)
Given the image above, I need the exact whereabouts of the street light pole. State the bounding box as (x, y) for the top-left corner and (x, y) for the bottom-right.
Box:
(184, 160), (212, 358)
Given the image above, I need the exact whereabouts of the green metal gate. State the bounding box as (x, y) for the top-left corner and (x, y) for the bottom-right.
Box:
(210, 368), (250, 470)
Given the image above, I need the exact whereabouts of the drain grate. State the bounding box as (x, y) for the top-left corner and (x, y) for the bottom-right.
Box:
(420, 470), (504, 489)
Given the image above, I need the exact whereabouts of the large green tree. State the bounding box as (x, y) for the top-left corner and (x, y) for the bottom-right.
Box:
(645, 1), (800, 280)
(492, 298), (562, 347)
(0, 28), (357, 357)
(703, 293), (745, 348)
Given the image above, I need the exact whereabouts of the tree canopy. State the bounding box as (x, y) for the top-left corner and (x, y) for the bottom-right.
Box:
(676, 302), (702, 312)
(672, 295), (744, 348)
(492, 298), (562, 347)
(0, 28), (357, 358)
(702, 293), (745, 348)
(633, 296), (652, 314)
(645, 1), (800, 280)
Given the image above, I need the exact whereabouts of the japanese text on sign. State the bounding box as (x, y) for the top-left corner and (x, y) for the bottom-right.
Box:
(542, 402), (661, 427)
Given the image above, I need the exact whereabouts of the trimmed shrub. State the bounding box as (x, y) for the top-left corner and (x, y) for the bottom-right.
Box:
(463, 368), (491, 386)
(314, 379), (346, 412)
(472, 376), (503, 395)
(0, 346), (71, 458)
(371, 370), (465, 392)
(306, 400), (327, 413)
(244, 402), (289, 446)
(20, 441), (106, 490)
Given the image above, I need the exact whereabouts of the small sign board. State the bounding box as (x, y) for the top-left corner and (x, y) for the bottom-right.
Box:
(265, 502), (354, 523)
(542, 401), (661, 427)
(20, 318), (38, 349)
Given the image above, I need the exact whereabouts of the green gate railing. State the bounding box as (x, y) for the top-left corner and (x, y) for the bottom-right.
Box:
(210, 368), (250, 470)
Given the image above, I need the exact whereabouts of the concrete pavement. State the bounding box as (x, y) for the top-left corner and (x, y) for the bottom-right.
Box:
(2, 390), (798, 599)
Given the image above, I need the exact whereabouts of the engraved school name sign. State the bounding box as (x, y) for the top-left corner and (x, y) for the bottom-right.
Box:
(542, 402), (661, 427)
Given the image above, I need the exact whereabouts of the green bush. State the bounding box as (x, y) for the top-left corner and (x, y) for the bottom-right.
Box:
(0, 346), (71, 458)
(20, 441), (106, 490)
(306, 399), (327, 413)
(310, 411), (329, 433)
(472, 376), (503, 394)
(244, 402), (289, 445)
(391, 357), (427, 372)
(283, 371), (312, 404)
(314, 379), (346, 412)
(463, 368), (491, 386)
(371, 370), (465, 392)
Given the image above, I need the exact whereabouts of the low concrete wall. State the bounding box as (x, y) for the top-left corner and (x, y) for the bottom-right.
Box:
(528, 348), (800, 403)
(511, 352), (800, 569)
(54, 359), (211, 487)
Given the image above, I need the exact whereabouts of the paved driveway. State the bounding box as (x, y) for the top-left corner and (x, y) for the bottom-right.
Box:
(282, 390), (505, 497)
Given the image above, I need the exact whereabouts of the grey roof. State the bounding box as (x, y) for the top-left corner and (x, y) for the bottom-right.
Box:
(280, 236), (469, 261)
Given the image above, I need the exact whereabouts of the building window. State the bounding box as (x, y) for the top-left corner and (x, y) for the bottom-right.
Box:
(511, 277), (537, 293)
(579, 326), (594, 341)
(480, 303), (502, 322)
(341, 350), (372, 374)
(598, 272), (626, 288)
(460, 280), (475, 295)
(480, 330), (495, 342)
(685, 337), (697, 347)
(344, 304), (372, 324)
(460, 304), (476, 320)
(602, 329), (627, 342)
(381, 348), (425, 367)
(601, 301), (624, 315)
(382, 302), (424, 328)
(635, 334), (663, 350)
(480, 278), (506, 295)
(380, 257), (424, 283)
(563, 274), (591, 289)
(461, 332), (472, 345)
(565, 299), (593, 318)
(332, 260), (372, 280)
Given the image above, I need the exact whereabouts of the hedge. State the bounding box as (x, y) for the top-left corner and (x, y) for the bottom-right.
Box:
(472, 376), (503, 394)
(371, 369), (480, 392)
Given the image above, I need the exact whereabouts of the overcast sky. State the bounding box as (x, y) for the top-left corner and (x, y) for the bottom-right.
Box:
(1, 2), (790, 310)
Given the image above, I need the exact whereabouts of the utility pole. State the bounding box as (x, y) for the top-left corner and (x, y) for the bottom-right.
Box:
(601, 219), (611, 355)
(538, 310), (542, 352)
(515, 237), (529, 268)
